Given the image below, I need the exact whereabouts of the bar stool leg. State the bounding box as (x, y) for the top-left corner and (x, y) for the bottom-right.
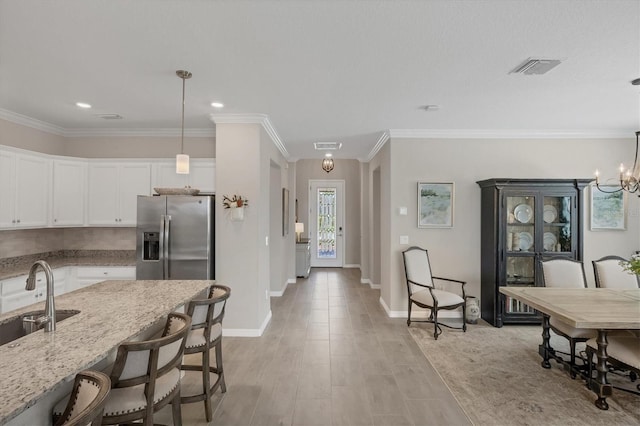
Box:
(215, 340), (226, 393)
(203, 345), (212, 422)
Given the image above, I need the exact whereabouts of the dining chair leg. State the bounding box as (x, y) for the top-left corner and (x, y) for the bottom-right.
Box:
(433, 310), (439, 340)
(407, 301), (412, 326)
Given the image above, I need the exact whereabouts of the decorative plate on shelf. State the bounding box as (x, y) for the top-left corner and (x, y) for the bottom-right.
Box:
(154, 187), (200, 195)
(543, 232), (557, 251)
(514, 204), (533, 223)
(518, 232), (533, 250)
(543, 205), (557, 223)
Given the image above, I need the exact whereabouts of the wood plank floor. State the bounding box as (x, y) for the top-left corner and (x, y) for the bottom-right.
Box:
(157, 268), (471, 425)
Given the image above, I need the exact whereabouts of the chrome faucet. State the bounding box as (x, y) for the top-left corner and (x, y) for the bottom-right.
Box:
(24, 260), (56, 332)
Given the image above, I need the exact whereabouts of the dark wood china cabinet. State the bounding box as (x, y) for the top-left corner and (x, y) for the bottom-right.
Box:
(476, 178), (591, 327)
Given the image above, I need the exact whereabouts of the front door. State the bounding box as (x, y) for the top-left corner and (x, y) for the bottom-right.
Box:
(309, 180), (344, 267)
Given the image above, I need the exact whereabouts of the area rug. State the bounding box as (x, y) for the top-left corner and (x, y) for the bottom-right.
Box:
(408, 321), (640, 426)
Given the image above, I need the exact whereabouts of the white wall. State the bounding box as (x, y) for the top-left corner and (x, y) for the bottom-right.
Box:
(374, 136), (640, 314)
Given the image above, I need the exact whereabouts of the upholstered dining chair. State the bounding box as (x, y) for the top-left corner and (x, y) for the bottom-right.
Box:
(53, 370), (111, 426)
(540, 258), (597, 376)
(101, 312), (191, 425)
(180, 284), (231, 422)
(402, 246), (466, 340)
(592, 255), (640, 289)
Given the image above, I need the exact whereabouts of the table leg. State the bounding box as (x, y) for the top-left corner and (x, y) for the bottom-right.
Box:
(539, 314), (551, 369)
(589, 329), (612, 410)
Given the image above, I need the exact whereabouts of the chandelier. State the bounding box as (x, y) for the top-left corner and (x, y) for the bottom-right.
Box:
(176, 70), (192, 174)
(321, 153), (334, 173)
(595, 131), (640, 195)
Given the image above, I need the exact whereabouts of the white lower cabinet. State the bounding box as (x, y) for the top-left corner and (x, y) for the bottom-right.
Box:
(68, 266), (136, 292)
(0, 268), (66, 314)
(0, 266), (136, 314)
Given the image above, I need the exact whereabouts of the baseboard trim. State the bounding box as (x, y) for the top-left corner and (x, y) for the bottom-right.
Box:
(378, 297), (462, 319)
(270, 280), (289, 297)
(343, 264), (360, 268)
(223, 310), (272, 337)
(287, 278), (296, 284)
(360, 277), (380, 289)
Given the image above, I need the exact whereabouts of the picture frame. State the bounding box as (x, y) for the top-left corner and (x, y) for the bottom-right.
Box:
(590, 185), (626, 230)
(418, 182), (454, 228)
(282, 188), (290, 236)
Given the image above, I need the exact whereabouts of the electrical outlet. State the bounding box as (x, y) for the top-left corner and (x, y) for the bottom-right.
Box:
(265, 236), (269, 246)
(400, 235), (409, 245)
(265, 289), (269, 300)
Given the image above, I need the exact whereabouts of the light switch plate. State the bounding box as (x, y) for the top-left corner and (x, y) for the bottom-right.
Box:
(400, 235), (409, 245)
(399, 207), (408, 215)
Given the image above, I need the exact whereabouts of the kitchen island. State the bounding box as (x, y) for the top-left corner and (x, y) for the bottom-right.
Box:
(0, 279), (212, 425)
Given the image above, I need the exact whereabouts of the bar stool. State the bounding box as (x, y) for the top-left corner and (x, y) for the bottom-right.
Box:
(53, 370), (111, 426)
(102, 312), (191, 425)
(180, 284), (231, 422)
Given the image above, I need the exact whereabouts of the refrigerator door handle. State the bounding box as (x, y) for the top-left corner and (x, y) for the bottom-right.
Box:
(164, 215), (171, 279)
(159, 215), (167, 279)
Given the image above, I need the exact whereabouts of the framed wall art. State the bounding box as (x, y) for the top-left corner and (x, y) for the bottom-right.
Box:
(590, 185), (626, 230)
(417, 182), (454, 228)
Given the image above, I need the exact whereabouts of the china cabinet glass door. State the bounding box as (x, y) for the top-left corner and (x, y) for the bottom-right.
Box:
(504, 194), (537, 316)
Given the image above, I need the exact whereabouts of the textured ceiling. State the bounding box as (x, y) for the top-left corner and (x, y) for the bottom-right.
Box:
(0, 0), (638, 160)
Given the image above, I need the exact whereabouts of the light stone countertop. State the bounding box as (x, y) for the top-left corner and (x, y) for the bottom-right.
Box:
(0, 279), (212, 424)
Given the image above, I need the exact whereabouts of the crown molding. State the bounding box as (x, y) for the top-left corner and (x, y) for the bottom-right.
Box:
(0, 108), (65, 136)
(63, 128), (214, 138)
(387, 129), (632, 139)
(210, 113), (289, 159)
(362, 131), (390, 162)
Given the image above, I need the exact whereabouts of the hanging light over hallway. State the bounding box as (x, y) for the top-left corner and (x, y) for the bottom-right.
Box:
(176, 70), (192, 174)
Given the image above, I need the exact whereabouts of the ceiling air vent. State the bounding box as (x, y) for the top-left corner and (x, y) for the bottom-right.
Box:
(94, 114), (123, 120)
(510, 58), (562, 75)
(314, 142), (342, 150)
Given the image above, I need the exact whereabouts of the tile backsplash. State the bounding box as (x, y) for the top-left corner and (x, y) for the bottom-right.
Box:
(0, 228), (136, 259)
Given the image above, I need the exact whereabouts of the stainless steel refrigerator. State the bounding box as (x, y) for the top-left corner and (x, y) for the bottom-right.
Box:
(136, 195), (214, 279)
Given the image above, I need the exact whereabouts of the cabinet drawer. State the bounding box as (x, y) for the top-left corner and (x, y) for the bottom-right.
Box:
(75, 266), (135, 280)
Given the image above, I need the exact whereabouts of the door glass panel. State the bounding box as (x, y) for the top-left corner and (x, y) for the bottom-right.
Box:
(316, 188), (336, 259)
(543, 196), (571, 253)
(506, 195), (535, 253)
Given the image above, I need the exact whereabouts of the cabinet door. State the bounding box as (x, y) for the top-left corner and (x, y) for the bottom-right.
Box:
(190, 160), (215, 193)
(503, 193), (538, 317)
(87, 164), (120, 225)
(15, 153), (50, 228)
(153, 161), (189, 190)
(52, 160), (86, 226)
(118, 164), (151, 225)
(0, 150), (16, 228)
(1, 291), (39, 314)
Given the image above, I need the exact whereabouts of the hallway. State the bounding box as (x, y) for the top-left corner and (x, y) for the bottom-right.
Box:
(161, 268), (471, 425)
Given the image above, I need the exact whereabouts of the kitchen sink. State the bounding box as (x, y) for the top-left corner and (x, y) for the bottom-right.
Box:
(0, 309), (80, 347)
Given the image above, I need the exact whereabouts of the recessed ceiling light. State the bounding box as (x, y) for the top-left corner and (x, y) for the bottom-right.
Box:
(76, 102), (92, 109)
(424, 105), (440, 111)
(211, 102), (224, 108)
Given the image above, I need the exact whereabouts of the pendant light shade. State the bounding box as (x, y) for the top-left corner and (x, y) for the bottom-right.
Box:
(176, 70), (192, 174)
(176, 154), (190, 174)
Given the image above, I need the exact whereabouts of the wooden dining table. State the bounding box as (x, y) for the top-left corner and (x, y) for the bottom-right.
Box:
(499, 287), (640, 410)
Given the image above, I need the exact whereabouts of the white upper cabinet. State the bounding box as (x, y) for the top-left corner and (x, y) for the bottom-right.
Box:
(0, 149), (50, 229)
(87, 162), (151, 226)
(151, 159), (215, 194)
(52, 159), (86, 226)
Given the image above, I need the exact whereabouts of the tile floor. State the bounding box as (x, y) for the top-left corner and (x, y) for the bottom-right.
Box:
(157, 268), (471, 426)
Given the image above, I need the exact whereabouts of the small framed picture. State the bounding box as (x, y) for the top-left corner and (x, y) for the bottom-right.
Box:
(590, 185), (626, 230)
(418, 182), (454, 228)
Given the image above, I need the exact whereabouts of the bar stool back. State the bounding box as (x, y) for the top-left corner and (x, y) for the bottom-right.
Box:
(181, 284), (231, 421)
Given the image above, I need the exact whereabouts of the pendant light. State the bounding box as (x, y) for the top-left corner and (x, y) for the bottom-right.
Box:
(322, 153), (334, 173)
(176, 70), (192, 174)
